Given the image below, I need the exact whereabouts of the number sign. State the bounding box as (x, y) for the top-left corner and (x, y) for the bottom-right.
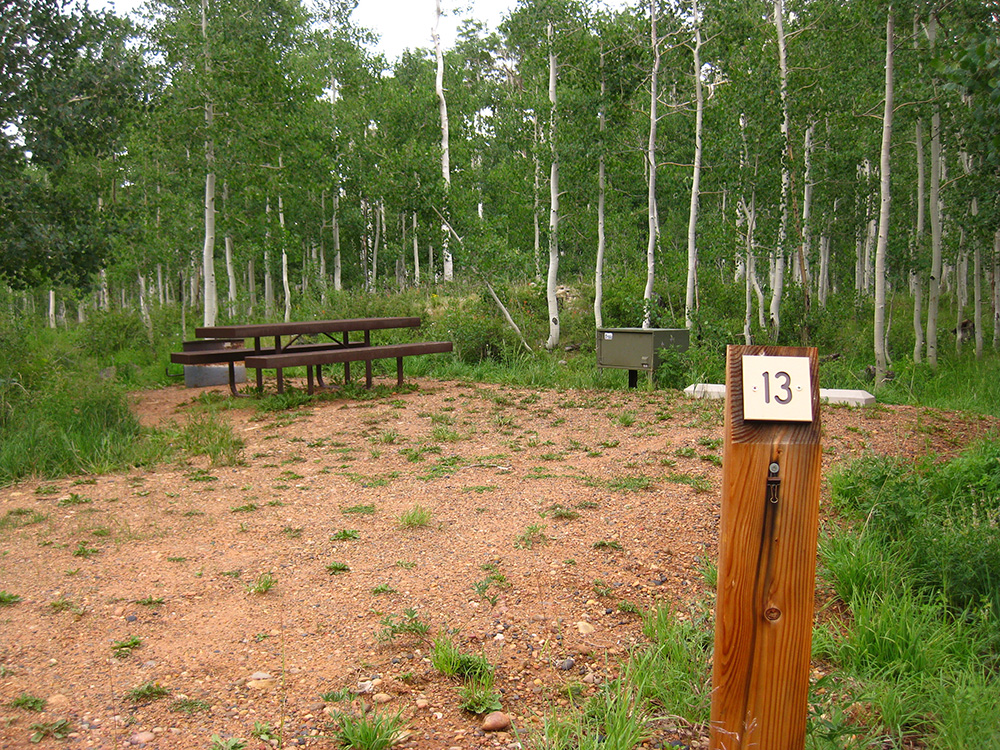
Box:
(741, 355), (813, 422)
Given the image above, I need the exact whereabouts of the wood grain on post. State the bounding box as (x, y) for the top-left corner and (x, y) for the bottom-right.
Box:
(709, 345), (822, 750)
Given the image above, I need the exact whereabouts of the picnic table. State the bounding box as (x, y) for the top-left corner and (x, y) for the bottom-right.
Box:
(170, 317), (452, 395)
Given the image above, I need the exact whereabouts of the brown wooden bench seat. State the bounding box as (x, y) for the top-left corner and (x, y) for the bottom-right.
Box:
(170, 341), (367, 366)
(244, 341), (453, 393)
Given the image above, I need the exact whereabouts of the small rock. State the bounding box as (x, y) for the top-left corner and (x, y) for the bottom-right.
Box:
(126, 615), (138, 623)
(575, 621), (595, 635)
(247, 679), (276, 689)
(481, 711), (511, 732)
(249, 672), (273, 680)
(557, 657), (575, 671)
(582, 673), (596, 684)
(373, 693), (392, 704)
(415, 699), (430, 709)
(47, 693), (69, 707)
(131, 731), (156, 744)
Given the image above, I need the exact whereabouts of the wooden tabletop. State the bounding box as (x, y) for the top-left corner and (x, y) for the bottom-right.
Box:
(195, 317), (421, 339)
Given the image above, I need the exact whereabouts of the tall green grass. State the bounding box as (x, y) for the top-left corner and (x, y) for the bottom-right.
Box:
(0, 371), (169, 484)
(818, 439), (1000, 747)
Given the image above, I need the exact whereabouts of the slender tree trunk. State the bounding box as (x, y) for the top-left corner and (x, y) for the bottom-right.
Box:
(434, 0), (453, 281)
(741, 196), (757, 345)
(769, 0), (789, 340)
(974, 232), (983, 359)
(48, 290), (56, 328)
(156, 264), (164, 306)
(532, 113), (542, 282)
(138, 273), (153, 341)
(913, 117), (926, 362)
(874, 9), (894, 386)
(799, 123), (814, 292)
(248, 258), (256, 314)
(200, 0), (217, 327)
(685, 0), (703, 330)
(545, 19), (561, 351)
(992, 228), (1000, 351)
(99, 269), (110, 311)
(819, 234), (831, 307)
(595, 48), (607, 330)
(926, 12), (942, 369)
(412, 212), (420, 286)
(643, 0), (661, 329)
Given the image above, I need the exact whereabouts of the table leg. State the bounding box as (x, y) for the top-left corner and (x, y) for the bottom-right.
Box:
(307, 366), (314, 395)
(228, 361), (239, 397)
(364, 330), (372, 388)
(344, 331), (351, 384)
(254, 337), (264, 391)
(277, 368), (284, 394)
(396, 357), (404, 386)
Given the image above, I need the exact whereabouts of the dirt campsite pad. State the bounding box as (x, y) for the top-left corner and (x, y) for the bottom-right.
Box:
(1, 378), (997, 749)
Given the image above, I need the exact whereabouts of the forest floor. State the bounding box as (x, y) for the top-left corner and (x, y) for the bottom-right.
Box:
(1, 377), (997, 750)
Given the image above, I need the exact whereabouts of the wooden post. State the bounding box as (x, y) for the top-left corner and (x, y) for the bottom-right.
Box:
(709, 345), (821, 750)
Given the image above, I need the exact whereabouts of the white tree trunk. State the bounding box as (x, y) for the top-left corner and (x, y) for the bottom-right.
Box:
(532, 114), (542, 282)
(200, 0), (217, 327)
(974, 231), (983, 359)
(993, 228), (1000, 351)
(156, 264), (164, 306)
(799, 123), (814, 290)
(434, 0), (453, 281)
(545, 19), (560, 351)
(138, 273), (152, 339)
(99, 269), (110, 311)
(332, 190), (342, 292)
(248, 259), (256, 314)
(412, 211), (420, 286)
(684, 0), (703, 330)
(594, 50), (607, 330)
(643, 0), (660, 329)
(926, 13), (942, 369)
(769, 0), (789, 340)
(874, 9), (894, 385)
(819, 234), (831, 307)
(741, 196), (758, 345)
(48, 290), (56, 328)
(913, 114), (926, 362)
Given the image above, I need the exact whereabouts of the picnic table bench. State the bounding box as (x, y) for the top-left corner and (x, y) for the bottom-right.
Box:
(170, 317), (451, 395)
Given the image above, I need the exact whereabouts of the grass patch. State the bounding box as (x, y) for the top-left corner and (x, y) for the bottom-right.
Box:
(331, 529), (359, 541)
(9, 692), (45, 711)
(514, 523), (548, 549)
(593, 540), (623, 551)
(341, 503), (376, 515)
(330, 708), (406, 750)
(326, 561), (350, 575)
(0, 508), (47, 530)
(111, 635), (142, 658)
(246, 572), (275, 595)
(58, 493), (91, 506)
(0, 591), (22, 605)
(170, 697), (211, 714)
(127, 681), (170, 702)
(398, 504), (433, 528)
(376, 608), (429, 643)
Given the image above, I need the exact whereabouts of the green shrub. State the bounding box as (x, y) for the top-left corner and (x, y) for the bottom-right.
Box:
(78, 311), (150, 358)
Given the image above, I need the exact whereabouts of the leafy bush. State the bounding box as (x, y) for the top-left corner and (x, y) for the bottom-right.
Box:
(78, 311), (149, 358)
(434, 294), (524, 364)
